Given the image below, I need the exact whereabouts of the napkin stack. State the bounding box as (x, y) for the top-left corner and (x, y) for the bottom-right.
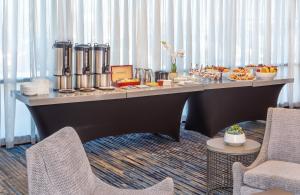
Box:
(20, 79), (50, 96)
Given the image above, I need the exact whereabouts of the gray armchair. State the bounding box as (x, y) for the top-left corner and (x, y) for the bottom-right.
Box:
(26, 127), (174, 195)
(233, 108), (300, 195)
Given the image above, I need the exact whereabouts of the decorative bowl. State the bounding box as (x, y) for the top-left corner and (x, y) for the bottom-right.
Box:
(256, 72), (277, 80)
(224, 132), (246, 146)
(168, 72), (178, 81)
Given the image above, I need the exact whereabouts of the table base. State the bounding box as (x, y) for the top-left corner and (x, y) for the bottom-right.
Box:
(185, 84), (284, 137)
(207, 149), (258, 194)
(28, 93), (190, 142)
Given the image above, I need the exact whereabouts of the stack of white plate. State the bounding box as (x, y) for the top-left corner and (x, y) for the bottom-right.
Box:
(32, 78), (50, 95)
(20, 82), (38, 96)
(173, 77), (188, 83)
(20, 78), (50, 96)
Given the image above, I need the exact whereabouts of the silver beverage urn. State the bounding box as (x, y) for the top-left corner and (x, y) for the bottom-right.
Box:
(53, 41), (73, 91)
(74, 44), (95, 90)
(94, 43), (111, 88)
(134, 68), (144, 83)
(143, 68), (153, 83)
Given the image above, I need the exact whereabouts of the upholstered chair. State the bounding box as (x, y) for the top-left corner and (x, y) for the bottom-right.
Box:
(26, 127), (174, 195)
(233, 108), (300, 195)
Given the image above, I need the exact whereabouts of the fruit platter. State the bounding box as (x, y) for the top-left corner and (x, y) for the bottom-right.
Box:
(256, 65), (278, 80)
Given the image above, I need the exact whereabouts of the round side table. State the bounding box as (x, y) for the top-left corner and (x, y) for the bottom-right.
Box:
(207, 138), (261, 195)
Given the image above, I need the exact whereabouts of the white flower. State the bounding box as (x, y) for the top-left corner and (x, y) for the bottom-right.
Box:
(176, 49), (185, 58)
(161, 40), (184, 60)
(161, 41), (170, 50)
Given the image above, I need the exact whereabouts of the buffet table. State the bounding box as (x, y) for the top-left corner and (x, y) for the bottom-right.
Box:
(185, 77), (293, 137)
(16, 84), (202, 142)
(15, 76), (293, 142)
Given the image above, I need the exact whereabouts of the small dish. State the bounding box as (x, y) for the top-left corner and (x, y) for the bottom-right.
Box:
(98, 86), (115, 90)
(79, 88), (96, 92)
(136, 85), (150, 89)
(256, 72), (277, 80)
(58, 89), (76, 93)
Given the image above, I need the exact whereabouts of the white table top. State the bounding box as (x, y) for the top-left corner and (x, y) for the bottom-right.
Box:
(15, 76), (293, 106)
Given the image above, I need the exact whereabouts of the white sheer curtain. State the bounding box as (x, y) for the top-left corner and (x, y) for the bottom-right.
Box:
(1, 0), (300, 147)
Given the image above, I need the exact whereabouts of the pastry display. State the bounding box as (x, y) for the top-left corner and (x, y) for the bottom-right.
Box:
(190, 65), (229, 75)
(189, 65), (230, 81)
(246, 64), (257, 68)
(189, 68), (200, 75)
(232, 67), (250, 75)
(205, 65), (230, 73)
(199, 71), (222, 81)
(229, 67), (254, 81)
(229, 73), (255, 81)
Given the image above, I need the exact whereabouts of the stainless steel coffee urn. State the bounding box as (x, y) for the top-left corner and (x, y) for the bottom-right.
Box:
(74, 44), (94, 89)
(93, 43), (111, 88)
(143, 68), (153, 83)
(53, 41), (73, 91)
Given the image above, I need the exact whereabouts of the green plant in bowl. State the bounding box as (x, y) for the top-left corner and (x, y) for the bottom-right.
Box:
(224, 124), (246, 146)
(226, 124), (244, 135)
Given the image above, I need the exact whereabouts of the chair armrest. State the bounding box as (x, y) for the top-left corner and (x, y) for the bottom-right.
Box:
(232, 149), (267, 195)
(232, 162), (246, 195)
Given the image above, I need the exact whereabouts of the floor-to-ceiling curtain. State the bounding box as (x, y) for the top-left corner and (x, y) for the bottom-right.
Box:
(1, 0), (299, 147)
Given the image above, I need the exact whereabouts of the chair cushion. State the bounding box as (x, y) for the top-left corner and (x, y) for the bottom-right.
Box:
(244, 160), (300, 193)
(240, 186), (263, 195)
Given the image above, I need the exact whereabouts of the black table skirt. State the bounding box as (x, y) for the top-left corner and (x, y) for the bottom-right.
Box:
(27, 84), (285, 142)
(28, 92), (190, 142)
(185, 84), (284, 137)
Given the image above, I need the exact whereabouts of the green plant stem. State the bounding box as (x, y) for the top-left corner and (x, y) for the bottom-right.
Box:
(171, 63), (177, 73)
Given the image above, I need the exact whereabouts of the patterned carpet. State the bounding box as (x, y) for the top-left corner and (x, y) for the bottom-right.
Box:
(0, 121), (265, 195)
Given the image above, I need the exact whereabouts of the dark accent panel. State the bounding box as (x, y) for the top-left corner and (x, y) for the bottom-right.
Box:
(27, 93), (190, 142)
(185, 84), (284, 137)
